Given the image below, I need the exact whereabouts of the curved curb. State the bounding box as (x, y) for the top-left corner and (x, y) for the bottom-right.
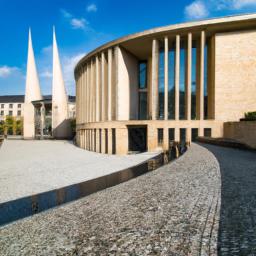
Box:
(0, 152), (164, 226)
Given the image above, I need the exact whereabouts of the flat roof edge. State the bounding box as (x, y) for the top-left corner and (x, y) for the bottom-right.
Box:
(74, 13), (256, 74)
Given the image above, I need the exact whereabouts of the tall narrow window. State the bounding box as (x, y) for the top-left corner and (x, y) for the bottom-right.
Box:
(179, 41), (186, 120)
(204, 42), (208, 119)
(138, 61), (148, 120)
(191, 40), (197, 120)
(192, 128), (198, 142)
(112, 128), (116, 154)
(180, 128), (186, 147)
(158, 128), (164, 147)
(158, 49), (164, 119)
(168, 42), (175, 119)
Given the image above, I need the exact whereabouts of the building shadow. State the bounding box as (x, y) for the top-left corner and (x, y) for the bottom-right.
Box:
(199, 143), (256, 255)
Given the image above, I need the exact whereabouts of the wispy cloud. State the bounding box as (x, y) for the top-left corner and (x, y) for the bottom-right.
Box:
(60, 9), (72, 18)
(70, 18), (88, 29)
(87, 4), (97, 12)
(62, 52), (86, 93)
(0, 66), (20, 78)
(41, 45), (52, 54)
(185, 0), (209, 19)
(60, 8), (90, 30)
(185, 0), (256, 20)
(40, 70), (52, 78)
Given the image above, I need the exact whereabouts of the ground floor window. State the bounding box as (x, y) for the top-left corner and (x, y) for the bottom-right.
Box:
(158, 128), (164, 147)
(180, 128), (186, 147)
(192, 128), (198, 142)
(128, 126), (147, 153)
(105, 129), (108, 154)
(112, 128), (116, 154)
(204, 128), (211, 137)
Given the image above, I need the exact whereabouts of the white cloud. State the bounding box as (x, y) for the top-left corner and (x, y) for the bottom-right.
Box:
(0, 66), (19, 78)
(40, 70), (52, 78)
(87, 4), (97, 12)
(60, 9), (72, 18)
(185, 0), (209, 19)
(62, 53), (86, 93)
(70, 18), (88, 29)
(41, 45), (52, 54)
(228, 0), (256, 9)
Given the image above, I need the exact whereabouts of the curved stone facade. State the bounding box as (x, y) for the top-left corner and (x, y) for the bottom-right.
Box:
(75, 14), (256, 154)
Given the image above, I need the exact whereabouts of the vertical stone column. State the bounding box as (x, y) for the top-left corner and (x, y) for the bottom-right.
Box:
(96, 55), (100, 122)
(83, 130), (86, 149)
(95, 129), (99, 152)
(108, 48), (113, 121)
(90, 62), (93, 123)
(85, 129), (88, 150)
(91, 129), (95, 151)
(85, 66), (88, 123)
(175, 35), (180, 121)
(101, 128), (106, 153)
(88, 62), (91, 123)
(186, 128), (191, 144)
(81, 67), (84, 124)
(40, 103), (45, 139)
(101, 52), (106, 121)
(147, 125), (158, 151)
(116, 128), (128, 155)
(76, 72), (80, 125)
(174, 127), (180, 142)
(93, 60), (97, 122)
(108, 128), (112, 154)
(186, 33), (192, 121)
(163, 127), (169, 150)
(82, 130), (84, 149)
(164, 37), (169, 121)
(151, 39), (159, 120)
(200, 31), (205, 122)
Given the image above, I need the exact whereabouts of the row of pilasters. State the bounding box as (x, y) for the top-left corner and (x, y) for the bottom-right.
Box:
(151, 31), (206, 125)
(76, 48), (116, 125)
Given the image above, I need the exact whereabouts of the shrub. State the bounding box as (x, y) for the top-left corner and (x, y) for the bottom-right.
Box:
(244, 111), (256, 121)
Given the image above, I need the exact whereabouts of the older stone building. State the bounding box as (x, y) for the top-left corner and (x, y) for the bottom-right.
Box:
(75, 14), (256, 155)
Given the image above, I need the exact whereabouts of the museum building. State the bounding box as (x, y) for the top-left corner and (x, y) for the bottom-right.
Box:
(75, 14), (256, 155)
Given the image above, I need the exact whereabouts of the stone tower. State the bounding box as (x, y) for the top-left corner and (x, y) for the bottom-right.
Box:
(52, 27), (71, 139)
(23, 28), (43, 139)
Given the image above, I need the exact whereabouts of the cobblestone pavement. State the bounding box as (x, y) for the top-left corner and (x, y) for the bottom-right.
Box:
(1, 144), (255, 255)
(202, 144), (256, 256)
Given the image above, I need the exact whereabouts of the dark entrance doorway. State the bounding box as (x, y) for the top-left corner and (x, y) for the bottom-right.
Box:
(128, 125), (147, 153)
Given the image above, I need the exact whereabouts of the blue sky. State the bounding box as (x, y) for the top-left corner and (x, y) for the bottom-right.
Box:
(0, 0), (256, 96)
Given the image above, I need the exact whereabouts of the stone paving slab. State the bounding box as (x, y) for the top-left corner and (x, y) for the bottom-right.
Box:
(0, 143), (222, 255)
(0, 140), (158, 204)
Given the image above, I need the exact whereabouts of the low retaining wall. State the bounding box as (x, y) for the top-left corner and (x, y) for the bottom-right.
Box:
(224, 121), (256, 149)
(0, 153), (164, 226)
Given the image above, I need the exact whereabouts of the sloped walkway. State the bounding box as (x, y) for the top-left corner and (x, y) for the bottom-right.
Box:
(0, 144), (223, 255)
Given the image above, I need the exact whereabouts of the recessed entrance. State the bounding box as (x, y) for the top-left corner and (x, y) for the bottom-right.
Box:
(128, 126), (147, 153)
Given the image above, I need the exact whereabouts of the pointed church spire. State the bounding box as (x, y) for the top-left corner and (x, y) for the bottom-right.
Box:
(24, 28), (42, 138)
(52, 27), (71, 138)
(25, 28), (42, 103)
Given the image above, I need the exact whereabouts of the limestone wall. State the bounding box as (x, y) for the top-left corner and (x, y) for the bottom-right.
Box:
(215, 30), (256, 121)
(224, 121), (256, 149)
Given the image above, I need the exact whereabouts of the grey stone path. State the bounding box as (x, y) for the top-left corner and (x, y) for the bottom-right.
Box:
(1, 144), (256, 255)
(0, 140), (158, 203)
